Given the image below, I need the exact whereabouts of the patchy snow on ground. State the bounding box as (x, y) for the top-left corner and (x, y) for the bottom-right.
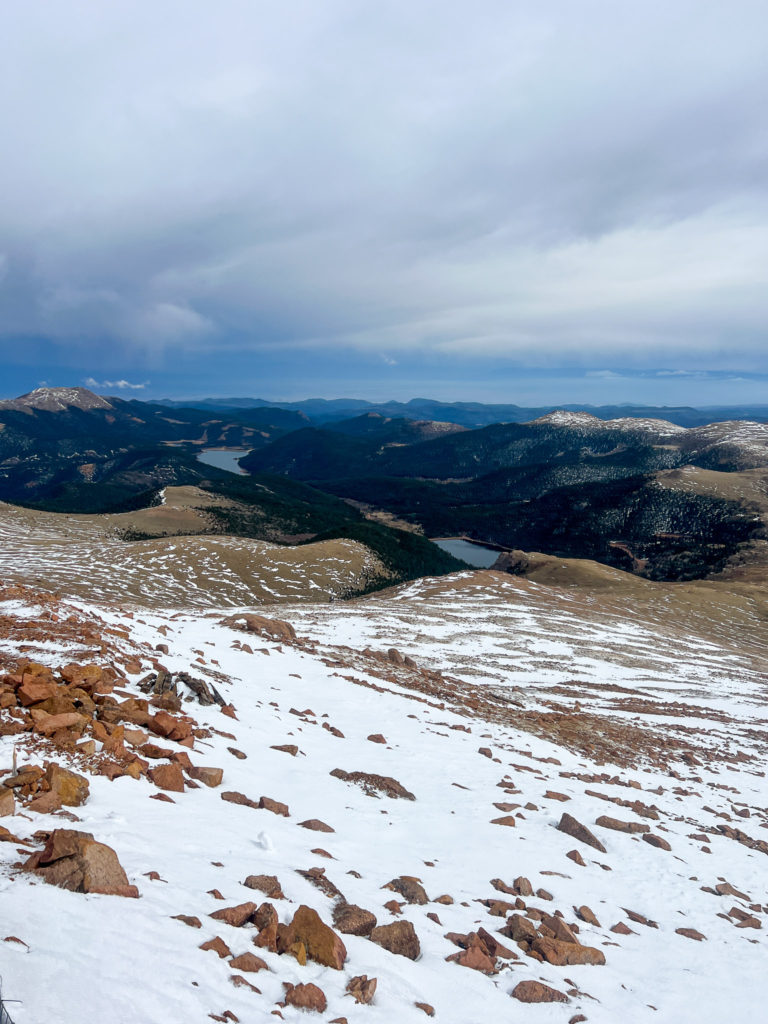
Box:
(0, 574), (766, 1024)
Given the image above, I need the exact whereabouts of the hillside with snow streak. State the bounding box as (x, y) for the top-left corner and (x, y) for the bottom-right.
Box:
(0, 571), (766, 1023)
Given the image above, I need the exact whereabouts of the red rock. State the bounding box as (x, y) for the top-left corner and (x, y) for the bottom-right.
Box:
(576, 905), (601, 927)
(346, 975), (377, 1004)
(17, 679), (59, 706)
(332, 903), (377, 936)
(228, 952), (268, 972)
(200, 936), (231, 958)
(243, 874), (285, 899)
(221, 790), (259, 809)
(258, 796), (289, 817)
(28, 791), (61, 814)
(44, 763), (89, 807)
(611, 921), (634, 935)
(367, 734), (386, 744)
(642, 833), (672, 851)
(279, 905), (347, 969)
(370, 920), (420, 960)
(252, 902), (279, 951)
(491, 815), (517, 827)
(566, 849), (586, 866)
(532, 936), (606, 966)
(556, 813), (607, 853)
(447, 943), (495, 973)
(596, 815), (650, 834)
(512, 980), (569, 1003)
(545, 791), (571, 802)
(172, 915), (202, 928)
(210, 902), (257, 927)
(188, 766), (224, 788)
(270, 744), (298, 756)
(299, 819), (334, 833)
(283, 982), (327, 1013)
(0, 789), (15, 817)
(23, 829), (138, 897)
(414, 1004), (435, 1017)
(385, 876), (428, 905)
(148, 763), (185, 793)
(676, 927), (706, 941)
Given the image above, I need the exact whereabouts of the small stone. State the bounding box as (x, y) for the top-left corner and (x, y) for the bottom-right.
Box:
(243, 874), (284, 899)
(258, 796), (289, 817)
(415, 1003), (435, 1017)
(676, 927), (706, 941)
(566, 849), (586, 867)
(210, 902), (257, 927)
(172, 915), (202, 928)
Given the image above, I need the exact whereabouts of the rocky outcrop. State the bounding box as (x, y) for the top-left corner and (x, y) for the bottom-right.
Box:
(23, 829), (138, 897)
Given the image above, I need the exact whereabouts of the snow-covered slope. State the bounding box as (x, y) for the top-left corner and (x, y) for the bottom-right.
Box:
(0, 576), (766, 1024)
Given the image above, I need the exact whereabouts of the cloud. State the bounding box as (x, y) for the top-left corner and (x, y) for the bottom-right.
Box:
(84, 377), (148, 390)
(0, 1), (765, 376)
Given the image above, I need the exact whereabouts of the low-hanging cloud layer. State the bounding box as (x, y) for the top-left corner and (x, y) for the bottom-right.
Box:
(1, 0), (766, 394)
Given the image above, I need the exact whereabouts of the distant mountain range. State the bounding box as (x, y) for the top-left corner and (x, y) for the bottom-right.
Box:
(3, 386), (768, 585)
(157, 395), (768, 429)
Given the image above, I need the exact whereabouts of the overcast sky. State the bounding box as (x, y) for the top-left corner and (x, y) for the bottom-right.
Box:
(1, 1), (766, 404)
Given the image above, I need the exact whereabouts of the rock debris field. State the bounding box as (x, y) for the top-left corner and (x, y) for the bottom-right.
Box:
(0, 567), (766, 1023)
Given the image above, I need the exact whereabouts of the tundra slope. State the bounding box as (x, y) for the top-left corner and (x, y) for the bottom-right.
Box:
(0, 562), (766, 1024)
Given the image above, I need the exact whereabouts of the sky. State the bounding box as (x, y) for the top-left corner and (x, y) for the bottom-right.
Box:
(1, 1), (767, 406)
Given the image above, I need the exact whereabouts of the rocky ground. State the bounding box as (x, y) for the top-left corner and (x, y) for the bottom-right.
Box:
(0, 570), (766, 1023)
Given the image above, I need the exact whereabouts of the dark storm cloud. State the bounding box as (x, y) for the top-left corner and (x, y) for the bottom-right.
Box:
(0, 0), (766, 370)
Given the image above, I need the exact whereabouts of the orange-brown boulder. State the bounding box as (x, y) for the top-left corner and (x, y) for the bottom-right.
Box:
(34, 712), (88, 737)
(642, 833), (672, 851)
(229, 952), (268, 973)
(188, 766), (224, 788)
(243, 874), (285, 899)
(148, 763), (185, 792)
(532, 936), (605, 966)
(224, 613), (296, 643)
(283, 982), (327, 1013)
(23, 829), (138, 897)
(210, 902), (257, 927)
(0, 788), (14, 817)
(200, 936), (231, 958)
(385, 876), (428, 905)
(280, 905), (347, 969)
(44, 763), (89, 807)
(258, 795), (289, 816)
(369, 920), (420, 960)
(556, 813), (607, 853)
(17, 678), (59, 707)
(333, 903), (377, 936)
(512, 980), (569, 1003)
(299, 818), (334, 832)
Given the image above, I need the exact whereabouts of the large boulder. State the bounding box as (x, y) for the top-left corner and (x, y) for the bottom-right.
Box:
(23, 829), (138, 897)
(370, 920), (420, 960)
(279, 905), (347, 969)
(44, 763), (89, 807)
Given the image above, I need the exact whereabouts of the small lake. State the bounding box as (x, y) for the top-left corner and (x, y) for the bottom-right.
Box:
(196, 449), (250, 475)
(432, 537), (500, 568)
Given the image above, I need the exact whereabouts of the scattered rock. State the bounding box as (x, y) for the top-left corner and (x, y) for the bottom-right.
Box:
(172, 915), (202, 928)
(200, 937), (232, 958)
(221, 791), (259, 809)
(330, 768), (415, 800)
(642, 832), (671, 851)
(283, 982), (327, 1013)
(210, 902), (258, 928)
(370, 920), (420, 960)
(533, 936), (606, 966)
(23, 829), (138, 897)
(243, 874), (285, 899)
(44, 764), (89, 807)
(280, 905), (347, 969)
(299, 819), (334, 833)
(676, 927), (706, 941)
(385, 876), (428, 905)
(148, 763), (185, 793)
(512, 980), (570, 1004)
(188, 766), (224, 788)
(259, 796), (289, 817)
(556, 813), (607, 853)
(229, 952), (268, 973)
(333, 903), (377, 936)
